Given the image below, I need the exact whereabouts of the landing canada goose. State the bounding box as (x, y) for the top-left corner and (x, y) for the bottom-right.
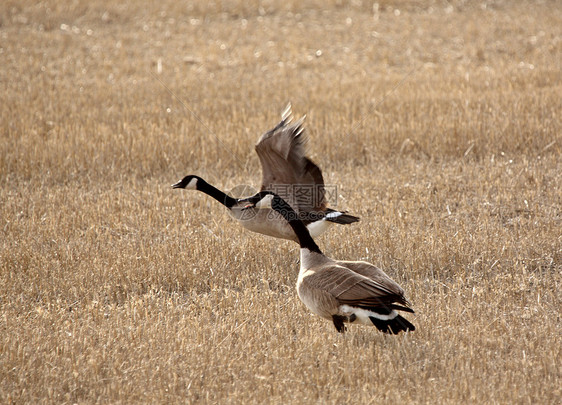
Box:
(246, 191), (415, 334)
(172, 104), (359, 242)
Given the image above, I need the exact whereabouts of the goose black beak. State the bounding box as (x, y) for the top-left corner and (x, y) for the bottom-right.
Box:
(171, 181), (182, 189)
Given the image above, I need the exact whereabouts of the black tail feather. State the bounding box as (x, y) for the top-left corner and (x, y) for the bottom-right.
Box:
(389, 304), (415, 314)
(369, 315), (415, 334)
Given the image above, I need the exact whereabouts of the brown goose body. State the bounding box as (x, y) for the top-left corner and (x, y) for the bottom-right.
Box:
(250, 192), (415, 334)
(297, 253), (415, 333)
(172, 104), (359, 242)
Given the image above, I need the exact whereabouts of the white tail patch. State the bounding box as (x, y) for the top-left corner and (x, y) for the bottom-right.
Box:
(325, 211), (343, 219)
(340, 305), (398, 324)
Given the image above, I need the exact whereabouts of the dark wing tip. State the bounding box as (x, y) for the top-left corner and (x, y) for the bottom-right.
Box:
(255, 103), (295, 150)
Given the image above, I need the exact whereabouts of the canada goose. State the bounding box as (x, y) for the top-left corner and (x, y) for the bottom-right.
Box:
(172, 104), (359, 242)
(246, 191), (415, 334)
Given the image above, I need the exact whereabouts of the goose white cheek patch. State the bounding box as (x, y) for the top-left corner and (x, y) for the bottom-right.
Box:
(255, 195), (274, 208)
(306, 219), (331, 237)
(185, 178), (198, 190)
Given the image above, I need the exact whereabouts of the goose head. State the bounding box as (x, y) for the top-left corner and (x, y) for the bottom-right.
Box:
(244, 191), (299, 221)
(172, 175), (200, 190)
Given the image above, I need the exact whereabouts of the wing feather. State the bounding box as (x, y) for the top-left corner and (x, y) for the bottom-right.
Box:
(255, 103), (327, 213)
(302, 264), (413, 312)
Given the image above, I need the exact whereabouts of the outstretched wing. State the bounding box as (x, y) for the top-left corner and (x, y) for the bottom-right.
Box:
(255, 103), (326, 214)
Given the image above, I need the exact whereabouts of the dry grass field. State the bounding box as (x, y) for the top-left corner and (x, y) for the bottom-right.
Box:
(1, 0), (561, 403)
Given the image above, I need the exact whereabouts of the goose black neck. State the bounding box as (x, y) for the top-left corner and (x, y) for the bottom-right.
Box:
(197, 179), (237, 209)
(272, 196), (322, 254)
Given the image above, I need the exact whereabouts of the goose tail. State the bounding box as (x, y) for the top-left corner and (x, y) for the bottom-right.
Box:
(369, 314), (415, 334)
(324, 210), (360, 224)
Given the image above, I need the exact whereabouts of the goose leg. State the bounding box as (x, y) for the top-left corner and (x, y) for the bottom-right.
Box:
(332, 315), (347, 333)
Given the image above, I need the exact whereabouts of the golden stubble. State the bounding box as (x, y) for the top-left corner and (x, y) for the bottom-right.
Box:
(1, 0), (560, 403)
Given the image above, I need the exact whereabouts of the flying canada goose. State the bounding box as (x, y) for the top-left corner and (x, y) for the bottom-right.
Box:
(172, 103), (359, 242)
(245, 191), (415, 334)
